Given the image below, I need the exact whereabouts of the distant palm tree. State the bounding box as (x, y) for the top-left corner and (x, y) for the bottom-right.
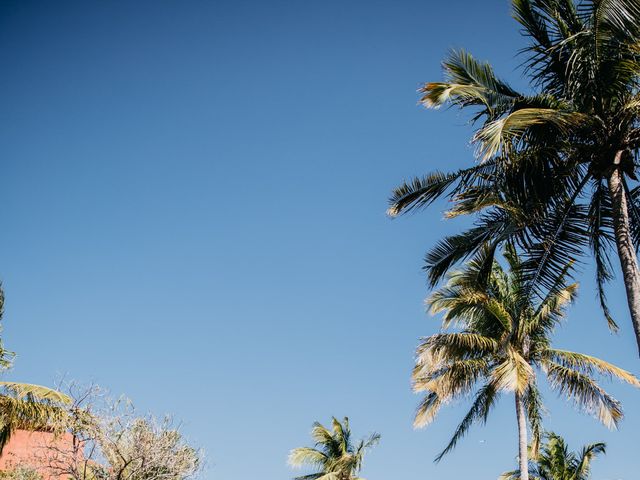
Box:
(288, 417), (380, 480)
(388, 0), (640, 356)
(0, 285), (71, 453)
(501, 433), (606, 480)
(413, 246), (639, 480)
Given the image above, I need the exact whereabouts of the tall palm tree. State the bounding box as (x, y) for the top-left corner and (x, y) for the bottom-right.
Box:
(500, 433), (606, 480)
(288, 417), (380, 480)
(413, 246), (639, 480)
(0, 285), (71, 453)
(388, 0), (640, 356)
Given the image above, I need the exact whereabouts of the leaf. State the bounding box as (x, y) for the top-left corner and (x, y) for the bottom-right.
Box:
(0, 382), (71, 404)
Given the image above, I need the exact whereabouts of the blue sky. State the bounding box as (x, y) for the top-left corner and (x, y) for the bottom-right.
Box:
(1, 1), (639, 479)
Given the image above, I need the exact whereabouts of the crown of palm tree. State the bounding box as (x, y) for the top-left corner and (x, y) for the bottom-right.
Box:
(413, 245), (639, 464)
(388, 0), (640, 354)
(0, 286), (71, 453)
(501, 432), (606, 480)
(288, 417), (380, 480)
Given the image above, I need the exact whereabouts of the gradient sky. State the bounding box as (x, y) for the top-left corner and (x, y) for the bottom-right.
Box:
(1, 1), (639, 479)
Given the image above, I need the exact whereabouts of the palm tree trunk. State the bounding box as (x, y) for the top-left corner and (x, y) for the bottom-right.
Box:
(515, 392), (529, 480)
(608, 151), (640, 356)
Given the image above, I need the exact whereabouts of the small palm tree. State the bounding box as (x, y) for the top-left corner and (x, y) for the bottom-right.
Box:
(501, 433), (606, 480)
(288, 417), (380, 480)
(413, 246), (639, 480)
(0, 285), (71, 452)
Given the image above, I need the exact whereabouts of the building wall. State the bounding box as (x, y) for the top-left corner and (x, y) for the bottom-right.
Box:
(0, 430), (77, 480)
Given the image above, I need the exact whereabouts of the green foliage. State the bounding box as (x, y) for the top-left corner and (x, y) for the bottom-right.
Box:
(413, 247), (639, 461)
(288, 417), (379, 480)
(0, 467), (42, 480)
(388, 0), (640, 333)
(501, 433), (606, 480)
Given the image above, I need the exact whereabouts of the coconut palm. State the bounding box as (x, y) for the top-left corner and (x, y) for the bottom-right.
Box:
(500, 433), (606, 480)
(288, 417), (380, 480)
(414, 246), (639, 480)
(0, 285), (71, 453)
(388, 0), (640, 356)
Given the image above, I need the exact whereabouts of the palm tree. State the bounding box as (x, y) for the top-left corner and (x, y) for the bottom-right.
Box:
(413, 246), (639, 480)
(0, 285), (71, 453)
(388, 0), (640, 356)
(288, 417), (380, 480)
(501, 433), (606, 480)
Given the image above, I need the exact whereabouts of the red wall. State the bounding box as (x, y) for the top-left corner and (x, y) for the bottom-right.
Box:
(0, 430), (77, 480)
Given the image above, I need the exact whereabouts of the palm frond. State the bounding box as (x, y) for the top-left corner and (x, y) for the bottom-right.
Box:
(590, 0), (640, 45)
(413, 358), (490, 407)
(311, 421), (337, 453)
(520, 178), (590, 295)
(424, 210), (517, 287)
(530, 278), (578, 335)
(359, 432), (381, 451)
(0, 382), (72, 405)
(491, 348), (534, 393)
(415, 333), (498, 364)
(0, 397), (69, 454)
(288, 448), (328, 469)
(544, 349), (640, 386)
(420, 49), (520, 121)
(413, 392), (442, 428)
(544, 361), (623, 428)
(588, 178), (618, 330)
(473, 109), (584, 160)
(387, 162), (496, 217)
(434, 382), (498, 462)
(292, 474), (324, 480)
(574, 441), (606, 479)
(523, 383), (545, 458)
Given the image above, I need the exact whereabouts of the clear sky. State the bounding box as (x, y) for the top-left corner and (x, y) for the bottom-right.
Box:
(1, 1), (639, 479)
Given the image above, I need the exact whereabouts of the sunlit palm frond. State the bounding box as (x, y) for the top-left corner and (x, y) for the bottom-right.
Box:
(413, 358), (490, 407)
(544, 361), (623, 428)
(544, 349), (640, 386)
(491, 349), (534, 394)
(415, 333), (498, 364)
(413, 391), (442, 428)
(0, 394), (69, 453)
(420, 49), (520, 121)
(0, 382), (72, 405)
(531, 280), (578, 334)
(472, 109), (585, 160)
(332, 417), (350, 454)
(311, 421), (335, 447)
(288, 448), (328, 469)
